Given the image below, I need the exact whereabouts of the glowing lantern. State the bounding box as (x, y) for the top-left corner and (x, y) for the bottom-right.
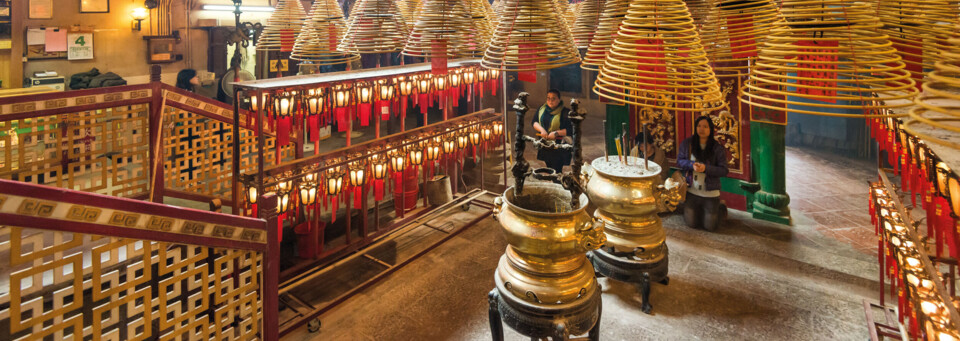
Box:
(378, 81), (396, 120)
(390, 149), (407, 173)
(408, 145), (425, 166)
(299, 172), (320, 206)
(332, 85), (353, 133)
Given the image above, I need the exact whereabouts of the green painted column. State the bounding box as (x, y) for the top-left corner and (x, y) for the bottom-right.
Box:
(745, 121), (791, 224)
(605, 104), (629, 156)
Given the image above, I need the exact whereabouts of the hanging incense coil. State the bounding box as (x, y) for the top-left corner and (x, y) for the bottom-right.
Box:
(465, 0), (496, 56)
(403, 0), (477, 58)
(257, 0), (307, 52)
(397, 0), (422, 25)
(593, 0), (725, 112)
(877, 0), (960, 83)
(904, 35), (960, 148)
(564, 0), (579, 28)
(292, 0), (360, 64)
(580, 0), (628, 71)
(482, 0), (581, 71)
(700, 0), (780, 78)
(739, 0), (919, 118)
(339, 0), (410, 54)
(554, 0), (573, 27)
(571, 0), (605, 49)
(685, 0), (710, 27)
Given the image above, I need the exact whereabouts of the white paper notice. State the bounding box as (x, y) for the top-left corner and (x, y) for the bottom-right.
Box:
(27, 29), (45, 45)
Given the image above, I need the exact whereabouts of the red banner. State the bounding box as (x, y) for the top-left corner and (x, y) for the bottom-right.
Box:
(797, 40), (838, 103)
(729, 15), (757, 59)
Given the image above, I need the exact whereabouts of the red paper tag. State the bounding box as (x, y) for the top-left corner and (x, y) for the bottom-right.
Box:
(518, 43), (540, 82)
(281, 29), (295, 52)
(328, 24), (338, 51)
(308, 115), (319, 142)
(432, 41), (448, 74)
(891, 40), (923, 91)
(277, 116), (291, 146)
(636, 39), (667, 92)
(729, 15), (757, 59)
(796, 40), (838, 103)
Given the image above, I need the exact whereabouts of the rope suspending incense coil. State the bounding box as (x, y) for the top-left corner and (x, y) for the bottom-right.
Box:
(339, 0), (410, 54)
(738, 0), (918, 118)
(464, 0), (496, 56)
(877, 0), (960, 84)
(403, 0), (478, 58)
(481, 0), (581, 71)
(700, 0), (780, 78)
(257, 0), (307, 52)
(572, 0), (605, 49)
(905, 34), (960, 149)
(580, 0), (628, 71)
(593, 0), (725, 113)
(292, 0), (360, 64)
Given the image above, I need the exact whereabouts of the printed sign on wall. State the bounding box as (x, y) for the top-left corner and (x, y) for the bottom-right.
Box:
(67, 32), (94, 60)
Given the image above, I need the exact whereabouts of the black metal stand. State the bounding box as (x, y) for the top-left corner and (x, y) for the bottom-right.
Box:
(588, 247), (669, 314)
(488, 286), (601, 341)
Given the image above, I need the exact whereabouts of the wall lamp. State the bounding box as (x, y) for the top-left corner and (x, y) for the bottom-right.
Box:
(130, 7), (149, 31)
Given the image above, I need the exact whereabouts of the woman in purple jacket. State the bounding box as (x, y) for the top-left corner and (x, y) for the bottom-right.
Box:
(677, 116), (729, 231)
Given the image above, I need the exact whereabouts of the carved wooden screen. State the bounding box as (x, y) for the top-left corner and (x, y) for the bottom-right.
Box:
(162, 107), (295, 201)
(0, 99), (151, 198)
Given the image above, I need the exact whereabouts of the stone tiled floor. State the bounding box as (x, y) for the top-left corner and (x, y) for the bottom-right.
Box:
(288, 146), (883, 340)
(785, 146), (878, 255)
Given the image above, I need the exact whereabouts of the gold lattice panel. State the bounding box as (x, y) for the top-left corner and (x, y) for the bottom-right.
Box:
(0, 226), (263, 340)
(0, 105), (150, 197)
(162, 107), (294, 199)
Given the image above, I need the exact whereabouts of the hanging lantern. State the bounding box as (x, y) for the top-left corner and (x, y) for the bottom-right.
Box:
(302, 88), (325, 145)
(248, 92), (264, 112)
(371, 154), (390, 201)
(408, 145), (425, 166)
(257, 0), (307, 53)
(332, 84), (353, 132)
(299, 172), (320, 206)
(349, 159), (369, 207)
(481, 124), (493, 141)
(468, 128), (481, 146)
(739, 0), (919, 118)
(355, 82), (375, 127)
(291, 0), (359, 65)
(443, 132), (458, 154)
(581, 0), (627, 71)
(273, 91), (296, 147)
(492, 120), (504, 137)
(378, 81), (396, 120)
(246, 182), (259, 205)
(594, 0), (725, 113)
(276, 179), (294, 213)
(425, 139), (442, 161)
(481, 0), (580, 72)
(325, 167), (345, 197)
(416, 75), (434, 116)
(396, 76), (415, 120)
(463, 68), (477, 85)
(390, 149), (407, 172)
(338, 0), (410, 54)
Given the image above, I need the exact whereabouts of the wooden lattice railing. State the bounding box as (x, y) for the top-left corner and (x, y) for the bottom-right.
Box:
(0, 178), (280, 340)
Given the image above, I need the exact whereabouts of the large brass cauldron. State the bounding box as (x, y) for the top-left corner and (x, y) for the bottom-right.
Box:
(583, 156), (685, 314)
(490, 182), (604, 338)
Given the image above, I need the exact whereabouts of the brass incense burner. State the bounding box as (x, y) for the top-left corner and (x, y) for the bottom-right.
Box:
(488, 93), (602, 341)
(584, 155), (686, 314)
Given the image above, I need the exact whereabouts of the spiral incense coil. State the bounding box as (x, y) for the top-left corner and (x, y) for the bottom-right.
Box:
(700, 0), (780, 78)
(905, 36), (960, 148)
(565, 0), (579, 27)
(877, 0), (960, 83)
(555, 0), (574, 27)
(397, 0), (422, 25)
(580, 0), (628, 70)
(685, 0), (710, 27)
(738, 0), (919, 118)
(481, 0), (582, 71)
(257, 0), (307, 52)
(403, 0), (477, 58)
(339, 0), (410, 54)
(292, 0), (360, 64)
(572, 0), (605, 49)
(464, 0), (496, 56)
(593, 0), (725, 112)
